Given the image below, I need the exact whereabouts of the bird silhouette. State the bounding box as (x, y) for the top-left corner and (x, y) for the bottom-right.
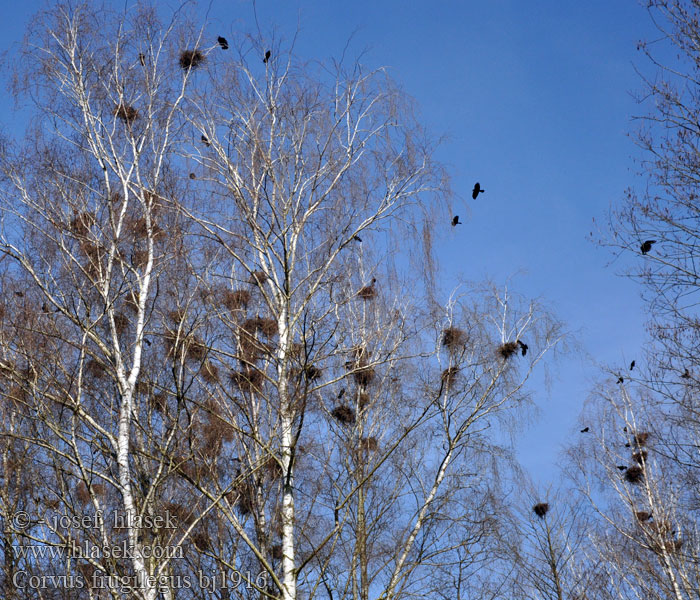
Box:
(263, 50), (271, 63)
(138, 53), (146, 66)
(472, 182), (484, 199)
(616, 465), (627, 471)
(580, 427), (589, 433)
(338, 388), (346, 399)
(517, 340), (528, 356)
(640, 240), (656, 255)
(630, 360), (635, 370)
(616, 376), (624, 384)
(14, 291), (23, 298)
(353, 235), (362, 243)
(144, 338), (152, 346)
(681, 368), (691, 379)
(452, 215), (462, 226)
(217, 36), (229, 50)
(201, 134), (210, 147)
(189, 173), (196, 180)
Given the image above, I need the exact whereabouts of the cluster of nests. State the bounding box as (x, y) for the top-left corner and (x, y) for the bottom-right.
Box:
(622, 431), (651, 484)
(440, 327), (529, 360)
(330, 348), (376, 425)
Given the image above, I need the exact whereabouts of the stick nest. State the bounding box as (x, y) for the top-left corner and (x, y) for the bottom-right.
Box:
(179, 49), (205, 70)
(331, 404), (356, 425)
(497, 341), (519, 359)
(533, 502), (549, 518)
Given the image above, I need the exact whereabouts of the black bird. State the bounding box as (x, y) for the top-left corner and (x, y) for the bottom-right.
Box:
(14, 291), (23, 298)
(452, 215), (462, 226)
(338, 388), (346, 399)
(217, 36), (229, 50)
(517, 340), (528, 356)
(640, 240), (656, 255)
(189, 173), (196, 180)
(353, 235), (362, 243)
(144, 338), (152, 346)
(263, 50), (271, 63)
(201, 134), (210, 147)
(138, 53), (146, 66)
(681, 368), (691, 379)
(630, 360), (636, 371)
(616, 376), (624, 384)
(623, 426), (628, 432)
(625, 443), (631, 448)
(616, 465), (627, 471)
(472, 182), (484, 200)
(580, 427), (589, 433)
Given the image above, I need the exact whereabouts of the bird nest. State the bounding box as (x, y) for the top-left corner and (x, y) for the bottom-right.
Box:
(179, 49), (205, 70)
(243, 317), (278, 338)
(635, 510), (652, 522)
(533, 503), (549, 518)
(221, 289), (251, 311)
(441, 367), (459, 387)
(357, 285), (376, 300)
(632, 450), (648, 464)
(359, 391), (370, 409)
(625, 465), (644, 484)
(230, 368), (264, 392)
(633, 431), (650, 446)
(200, 361), (220, 384)
(442, 327), (467, 351)
(331, 404), (356, 425)
(497, 341), (519, 359)
(358, 436), (378, 453)
(303, 365), (323, 381)
(114, 103), (138, 123)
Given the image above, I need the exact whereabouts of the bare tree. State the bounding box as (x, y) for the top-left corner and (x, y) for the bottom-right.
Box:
(0, 3), (564, 600)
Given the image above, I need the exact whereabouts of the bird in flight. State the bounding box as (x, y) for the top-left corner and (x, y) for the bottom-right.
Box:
(640, 240), (656, 255)
(472, 182), (484, 199)
(263, 50), (271, 63)
(452, 215), (462, 226)
(517, 340), (528, 356)
(580, 427), (589, 433)
(217, 36), (229, 50)
(630, 360), (635, 370)
(201, 134), (211, 147)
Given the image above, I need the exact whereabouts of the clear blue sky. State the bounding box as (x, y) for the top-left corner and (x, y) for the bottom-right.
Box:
(0, 1), (660, 482)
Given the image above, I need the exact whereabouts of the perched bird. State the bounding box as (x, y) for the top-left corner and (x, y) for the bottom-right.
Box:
(472, 182), (484, 199)
(623, 427), (628, 432)
(517, 340), (528, 356)
(189, 173), (196, 179)
(580, 427), (590, 433)
(144, 338), (152, 346)
(217, 36), (229, 50)
(452, 215), (462, 226)
(263, 50), (271, 63)
(617, 376), (624, 384)
(353, 235), (362, 243)
(681, 368), (691, 379)
(625, 443), (631, 448)
(337, 388), (346, 399)
(138, 53), (146, 66)
(640, 240), (656, 255)
(630, 360), (636, 371)
(14, 291), (23, 298)
(616, 465), (627, 471)
(201, 134), (211, 147)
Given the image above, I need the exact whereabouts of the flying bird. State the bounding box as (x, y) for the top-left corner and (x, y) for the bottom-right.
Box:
(630, 360), (636, 371)
(138, 53), (146, 66)
(217, 36), (229, 50)
(472, 182), (484, 199)
(452, 215), (462, 226)
(640, 240), (656, 255)
(517, 340), (528, 356)
(580, 427), (589, 433)
(263, 50), (271, 63)
(201, 134), (211, 147)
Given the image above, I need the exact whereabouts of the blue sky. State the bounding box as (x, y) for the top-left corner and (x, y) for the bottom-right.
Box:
(0, 1), (661, 482)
